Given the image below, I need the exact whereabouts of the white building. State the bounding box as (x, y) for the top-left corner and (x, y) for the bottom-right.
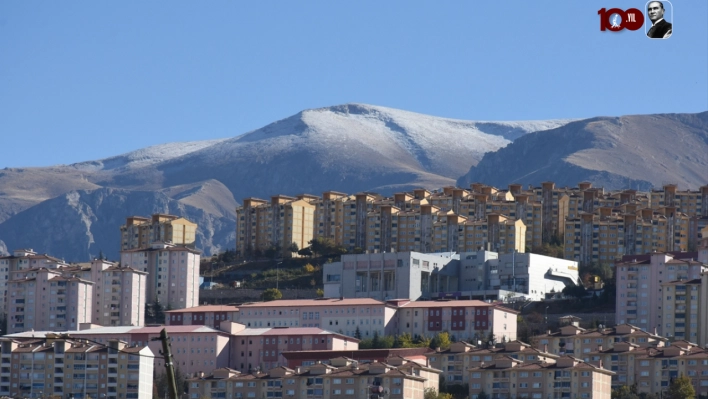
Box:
(324, 250), (578, 302)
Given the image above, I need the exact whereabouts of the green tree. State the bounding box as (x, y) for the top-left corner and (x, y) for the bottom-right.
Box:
(261, 288), (283, 301)
(424, 388), (453, 399)
(394, 333), (415, 348)
(354, 326), (362, 340)
(611, 385), (639, 399)
(316, 288), (324, 297)
(476, 391), (489, 399)
(372, 331), (382, 348)
(288, 242), (299, 254)
(380, 335), (395, 348)
(665, 375), (695, 399)
(154, 366), (187, 399)
(430, 332), (452, 350)
(562, 285), (587, 299)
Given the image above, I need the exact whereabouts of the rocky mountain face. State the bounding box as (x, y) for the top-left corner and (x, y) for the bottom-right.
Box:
(0, 187), (236, 262)
(0, 103), (568, 261)
(457, 112), (708, 190)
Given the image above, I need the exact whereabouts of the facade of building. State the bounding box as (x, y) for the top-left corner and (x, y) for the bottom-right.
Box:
(166, 305), (240, 329)
(615, 252), (707, 332)
(229, 326), (359, 373)
(467, 356), (613, 399)
(389, 299), (518, 343)
(187, 356), (441, 399)
(7, 268), (94, 334)
(120, 242), (201, 309)
(120, 214), (197, 251)
(236, 298), (396, 339)
(426, 340), (558, 386)
(0, 336), (153, 399)
(0, 249), (69, 316)
(660, 278), (702, 342)
(79, 260), (147, 327)
(280, 347), (433, 370)
(324, 250), (578, 302)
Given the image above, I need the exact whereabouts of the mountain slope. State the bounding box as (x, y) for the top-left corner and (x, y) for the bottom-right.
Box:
(0, 187), (235, 262)
(457, 112), (708, 190)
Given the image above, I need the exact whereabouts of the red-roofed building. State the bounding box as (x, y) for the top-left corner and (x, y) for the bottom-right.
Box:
(166, 304), (240, 329)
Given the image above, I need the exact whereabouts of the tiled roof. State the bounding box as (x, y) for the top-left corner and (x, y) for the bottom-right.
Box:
(239, 298), (386, 308)
(166, 305), (239, 313)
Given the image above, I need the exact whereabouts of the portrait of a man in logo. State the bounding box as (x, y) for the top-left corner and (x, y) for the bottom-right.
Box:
(646, 1), (672, 39)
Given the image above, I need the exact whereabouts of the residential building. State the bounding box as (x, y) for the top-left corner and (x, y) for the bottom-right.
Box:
(389, 299), (518, 343)
(166, 305), (240, 329)
(8, 324), (232, 376)
(281, 347), (433, 369)
(236, 298), (396, 338)
(533, 323), (667, 357)
(120, 213), (197, 251)
(229, 326), (359, 372)
(324, 250), (578, 302)
(120, 242), (201, 309)
(0, 336), (153, 399)
(187, 355), (441, 399)
(7, 268), (93, 333)
(467, 355), (613, 399)
(80, 260), (147, 327)
(615, 252), (707, 332)
(0, 249), (69, 316)
(660, 278), (701, 341)
(426, 340), (558, 386)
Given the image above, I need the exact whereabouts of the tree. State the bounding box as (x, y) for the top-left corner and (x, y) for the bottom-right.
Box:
(665, 375), (695, 399)
(354, 326), (362, 340)
(261, 288), (283, 301)
(424, 388), (453, 399)
(288, 242), (299, 254)
(372, 331), (382, 349)
(611, 385), (639, 399)
(303, 264), (316, 273)
(316, 288), (324, 297)
(430, 332), (452, 350)
(562, 285), (587, 299)
(297, 247), (313, 257)
(155, 366), (187, 399)
(476, 391), (489, 399)
(394, 333), (415, 348)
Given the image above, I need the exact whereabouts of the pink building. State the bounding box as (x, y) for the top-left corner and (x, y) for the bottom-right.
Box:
(7, 268), (93, 333)
(0, 249), (69, 317)
(615, 252), (707, 333)
(236, 298), (396, 338)
(229, 326), (359, 372)
(281, 347), (433, 369)
(166, 305), (240, 329)
(389, 299), (518, 342)
(120, 242), (201, 310)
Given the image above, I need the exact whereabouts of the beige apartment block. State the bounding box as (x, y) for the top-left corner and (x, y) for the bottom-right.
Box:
(120, 213), (197, 251)
(0, 336), (154, 399)
(426, 340), (558, 386)
(650, 184), (708, 216)
(467, 355), (613, 399)
(187, 356), (441, 399)
(0, 249), (69, 317)
(7, 268), (93, 334)
(120, 242), (201, 309)
(615, 253), (707, 332)
(533, 323), (667, 358)
(453, 214), (526, 254)
(660, 278), (701, 342)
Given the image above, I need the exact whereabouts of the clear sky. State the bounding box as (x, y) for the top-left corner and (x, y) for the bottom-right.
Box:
(1, 1), (706, 168)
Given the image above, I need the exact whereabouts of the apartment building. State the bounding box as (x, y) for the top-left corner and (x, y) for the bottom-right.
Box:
(615, 252), (707, 332)
(660, 278), (701, 341)
(426, 340), (558, 386)
(390, 299), (518, 343)
(236, 298), (396, 338)
(533, 323), (667, 358)
(229, 326), (359, 372)
(166, 305), (240, 329)
(187, 355), (441, 399)
(467, 356), (613, 399)
(7, 268), (93, 334)
(0, 249), (69, 316)
(281, 347), (433, 369)
(120, 242), (200, 309)
(564, 206), (692, 266)
(0, 337), (153, 399)
(324, 250), (578, 302)
(649, 184), (708, 217)
(120, 213), (197, 251)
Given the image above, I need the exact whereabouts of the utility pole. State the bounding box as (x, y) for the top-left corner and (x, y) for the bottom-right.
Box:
(153, 328), (179, 399)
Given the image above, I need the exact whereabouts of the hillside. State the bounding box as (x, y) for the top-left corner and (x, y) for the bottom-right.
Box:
(457, 112), (708, 190)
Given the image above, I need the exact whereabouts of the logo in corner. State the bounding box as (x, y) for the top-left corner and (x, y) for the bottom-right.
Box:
(598, 8), (645, 31)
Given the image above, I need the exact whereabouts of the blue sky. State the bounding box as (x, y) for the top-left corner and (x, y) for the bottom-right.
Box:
(1, 1), (706, 168)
